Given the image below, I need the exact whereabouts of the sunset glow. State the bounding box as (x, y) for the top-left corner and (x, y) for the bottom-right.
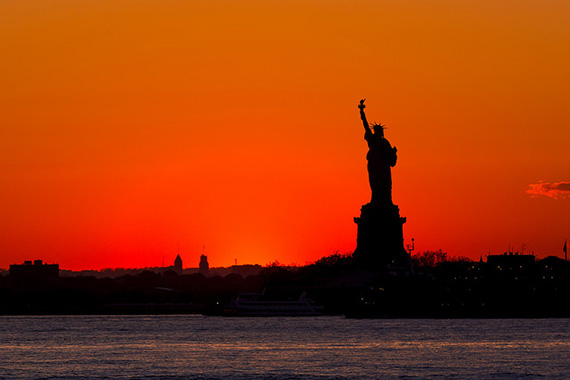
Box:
(2, 1), (569, 270)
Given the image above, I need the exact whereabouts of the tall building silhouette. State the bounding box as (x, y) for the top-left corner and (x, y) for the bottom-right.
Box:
(174, 254), (183, 273)
(199, 255), (209, 275)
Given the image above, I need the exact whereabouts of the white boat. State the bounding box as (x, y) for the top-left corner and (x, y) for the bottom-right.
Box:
(220, 291), (323, 317)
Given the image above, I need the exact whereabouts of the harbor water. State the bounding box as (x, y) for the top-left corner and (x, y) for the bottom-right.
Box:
(1, 316), (569, 379)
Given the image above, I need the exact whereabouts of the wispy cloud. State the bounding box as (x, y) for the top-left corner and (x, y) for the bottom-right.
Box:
(526, 181), (570, 199)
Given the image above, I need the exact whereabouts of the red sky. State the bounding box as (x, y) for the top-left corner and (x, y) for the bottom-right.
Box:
(2, 1), (569, 270)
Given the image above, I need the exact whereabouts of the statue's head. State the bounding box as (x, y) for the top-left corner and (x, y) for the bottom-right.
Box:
(372, 123), (385, 136)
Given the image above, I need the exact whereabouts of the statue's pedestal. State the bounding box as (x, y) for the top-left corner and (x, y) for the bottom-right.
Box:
(353, 203), (408, 269)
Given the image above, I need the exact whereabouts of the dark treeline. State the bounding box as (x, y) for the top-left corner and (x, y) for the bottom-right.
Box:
(1, 252), (569, 317)
(346, 252), (570, 318)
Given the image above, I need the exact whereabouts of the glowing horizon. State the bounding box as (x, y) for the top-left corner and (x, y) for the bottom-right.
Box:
(1, 1), (569, 271)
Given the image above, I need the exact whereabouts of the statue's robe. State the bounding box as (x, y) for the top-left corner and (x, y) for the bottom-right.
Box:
(365, 130), (397, 206)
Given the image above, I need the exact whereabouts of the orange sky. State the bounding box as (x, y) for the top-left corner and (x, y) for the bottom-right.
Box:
(1, 1), (569, 270)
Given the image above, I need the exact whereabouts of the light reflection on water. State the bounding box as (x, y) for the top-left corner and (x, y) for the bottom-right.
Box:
(1, 316), (569, 379)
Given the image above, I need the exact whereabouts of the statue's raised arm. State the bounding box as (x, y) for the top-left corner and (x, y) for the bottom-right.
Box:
(358, 99), (371, 133)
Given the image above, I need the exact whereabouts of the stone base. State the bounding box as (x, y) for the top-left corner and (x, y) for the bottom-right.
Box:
(353, 203), (408, 269)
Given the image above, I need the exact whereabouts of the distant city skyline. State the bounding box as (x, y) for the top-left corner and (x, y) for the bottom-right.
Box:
(1, 1), (569, 270)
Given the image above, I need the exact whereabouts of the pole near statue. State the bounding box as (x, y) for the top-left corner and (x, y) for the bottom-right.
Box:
(353, 99), (409, 271)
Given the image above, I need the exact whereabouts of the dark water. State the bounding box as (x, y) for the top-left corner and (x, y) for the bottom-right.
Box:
(1, 316), (569, 379)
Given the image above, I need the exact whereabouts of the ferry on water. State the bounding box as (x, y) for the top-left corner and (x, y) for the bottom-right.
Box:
(211, 290), (323, 317)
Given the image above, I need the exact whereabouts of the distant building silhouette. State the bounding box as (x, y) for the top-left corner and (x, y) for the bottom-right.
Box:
(487, 252), (536, 270)
(174, 254), (183, 273)
(199, 255), (209, 274)
(231, 264), (262, 277)
(9, 260), (59, 281)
